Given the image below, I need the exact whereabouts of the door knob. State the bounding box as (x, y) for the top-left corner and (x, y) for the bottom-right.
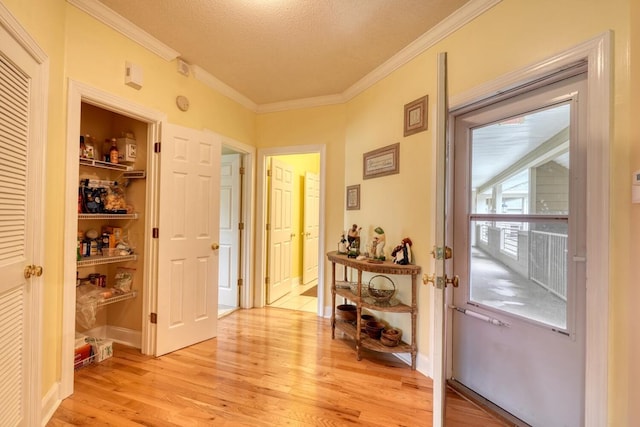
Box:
(422, 273), (459, 288)
(422, 273), (435, 286)
(211, 243), (220, 250)
(24, 265), (44, 279)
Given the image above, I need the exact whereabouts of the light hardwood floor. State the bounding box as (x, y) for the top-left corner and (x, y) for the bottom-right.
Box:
(48, 308), (505, 426)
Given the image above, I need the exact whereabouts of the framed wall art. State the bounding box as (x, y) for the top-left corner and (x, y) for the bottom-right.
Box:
(346, 184), (360, 210)
(404, 95), (428, 136)
(363, 143), (399, 180)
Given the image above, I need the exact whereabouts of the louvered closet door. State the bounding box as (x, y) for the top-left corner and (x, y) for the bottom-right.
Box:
(0, 24), (39, 426)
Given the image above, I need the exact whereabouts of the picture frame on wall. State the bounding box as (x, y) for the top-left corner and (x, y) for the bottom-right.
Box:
(404, 95), (428, 136)
(346, 184), (360, 210)
(363, 143), (400, 180)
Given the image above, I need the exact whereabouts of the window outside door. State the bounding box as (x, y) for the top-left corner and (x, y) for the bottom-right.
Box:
(451, 73), (587, 426)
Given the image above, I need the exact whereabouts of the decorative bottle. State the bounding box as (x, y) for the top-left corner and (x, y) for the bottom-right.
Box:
(109, 139), (119, 164)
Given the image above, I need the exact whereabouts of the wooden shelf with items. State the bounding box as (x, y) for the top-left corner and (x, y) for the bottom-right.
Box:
(327, 251), (421, 369)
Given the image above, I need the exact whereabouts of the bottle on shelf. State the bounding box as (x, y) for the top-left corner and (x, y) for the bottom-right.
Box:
(109, 138), (119, 164)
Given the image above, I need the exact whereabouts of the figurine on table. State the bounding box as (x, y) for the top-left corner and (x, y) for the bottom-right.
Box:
(392, 237), (413, 265)
(347, 224), (361, 258)
(373, 227), (386, 260)
(338, 233), (348, 254)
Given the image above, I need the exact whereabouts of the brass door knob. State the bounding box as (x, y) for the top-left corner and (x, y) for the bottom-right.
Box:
(422, 273), (435, 285)
(211, 243), (220, 250)
(24, 264), (44, 279)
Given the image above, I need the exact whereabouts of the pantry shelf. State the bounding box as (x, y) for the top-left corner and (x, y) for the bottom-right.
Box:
(96, 290), (137, 308)
(78, 213), (138, 220)
(77, 254), (137, 267)
(79, 157), (132, 171)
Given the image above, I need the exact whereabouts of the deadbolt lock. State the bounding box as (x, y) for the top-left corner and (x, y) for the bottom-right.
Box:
(431, 246), (452, 260)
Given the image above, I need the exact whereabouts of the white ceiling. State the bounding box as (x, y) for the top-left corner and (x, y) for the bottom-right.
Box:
(96, 0), (471, 106)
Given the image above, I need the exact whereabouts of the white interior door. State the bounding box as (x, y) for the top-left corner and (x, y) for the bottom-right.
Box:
(451, 74), (587, 426)
(218, 153), (240, 308)
(156, 124), (220, 356)
(0, 21), (44, 426)
(267, 157), (293, 304)
(302, 171), (319, 285)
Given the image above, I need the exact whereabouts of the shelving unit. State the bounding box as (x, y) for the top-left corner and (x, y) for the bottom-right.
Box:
(79, 213), (139, 220)
(96, 290), (138, 308)
(79, 157), (133, 171)
(327, 251), (421, 369)
(77, 254), (137, 267)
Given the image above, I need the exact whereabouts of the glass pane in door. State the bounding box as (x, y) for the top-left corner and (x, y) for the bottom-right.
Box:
(468, 103), (570, 329)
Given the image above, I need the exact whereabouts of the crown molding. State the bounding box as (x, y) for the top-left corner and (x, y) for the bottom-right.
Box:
(192, 65), (257, 111)
(256, 94), (346, 114)
(67, 0), (180, 61)
(342, 0), (501, 103)
(66, 0), (500, 113)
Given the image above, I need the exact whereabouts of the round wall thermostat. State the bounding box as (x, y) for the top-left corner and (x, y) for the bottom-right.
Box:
(176, 95), (190, 111)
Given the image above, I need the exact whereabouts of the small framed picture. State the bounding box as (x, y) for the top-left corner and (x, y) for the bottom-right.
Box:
(404, 95), (428, 136)
(363, 143), (400, 180)
(346, 184), (360, 210)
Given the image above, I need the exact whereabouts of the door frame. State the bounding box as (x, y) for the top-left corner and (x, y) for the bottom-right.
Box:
(434, 31), (611, 425)
(255, 145), (326, 315)
(61, 80), (165, 398)
(220, 137), (255, 310)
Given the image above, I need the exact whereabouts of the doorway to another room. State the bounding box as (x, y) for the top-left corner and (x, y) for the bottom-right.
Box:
(218, 143), (253, 318)
(256, 147), (325, 316)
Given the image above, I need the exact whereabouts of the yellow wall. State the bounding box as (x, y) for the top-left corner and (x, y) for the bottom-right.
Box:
(271, 154), (320, 281)
(2, 0), (637, 424)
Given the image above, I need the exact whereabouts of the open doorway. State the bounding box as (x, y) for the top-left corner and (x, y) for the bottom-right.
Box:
(255, 146), (326, 316)
(218, 140), (255, 318)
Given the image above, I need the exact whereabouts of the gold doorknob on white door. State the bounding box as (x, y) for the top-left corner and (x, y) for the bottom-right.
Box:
(24, 264), (43, 279)
(211, 243), (220, 250)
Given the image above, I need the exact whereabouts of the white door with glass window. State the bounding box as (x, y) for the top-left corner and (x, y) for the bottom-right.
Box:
(450, 74), (587, 426)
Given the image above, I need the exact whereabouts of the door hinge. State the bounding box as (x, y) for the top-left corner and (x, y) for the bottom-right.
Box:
(266, 223), (270, 231)
(152, 228), (159, 238)
(154, 142), (161, 153)
(267, 169), (272, 177)
(265, 276), (270, 285)
(239, 166), (245, 175)
(238, 278), (243, 287)
(150, 313), (157, 324)
(239, 222), (244, 230)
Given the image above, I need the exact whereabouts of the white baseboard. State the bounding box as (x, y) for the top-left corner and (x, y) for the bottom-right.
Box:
(82, 325), (141, 348)
(40, 382), (60, 427)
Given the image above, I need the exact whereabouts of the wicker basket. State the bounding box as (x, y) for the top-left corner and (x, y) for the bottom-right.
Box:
(380, 327), (402, 347)
(364, 320), (385, 339)
(336, 304), (357, 322)
(367, 275), (396, 304)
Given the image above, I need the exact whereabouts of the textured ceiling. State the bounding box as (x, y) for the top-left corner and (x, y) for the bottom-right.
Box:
(97, 0), (470, 105)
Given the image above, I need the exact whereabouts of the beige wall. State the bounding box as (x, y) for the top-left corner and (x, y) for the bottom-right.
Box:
(2, 0), (638, 424)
